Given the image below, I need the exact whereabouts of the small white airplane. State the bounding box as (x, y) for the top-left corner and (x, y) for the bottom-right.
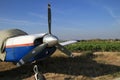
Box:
(0, 4), (77, 67)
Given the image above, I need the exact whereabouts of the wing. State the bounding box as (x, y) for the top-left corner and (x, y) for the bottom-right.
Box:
(60, 40), (77, 46)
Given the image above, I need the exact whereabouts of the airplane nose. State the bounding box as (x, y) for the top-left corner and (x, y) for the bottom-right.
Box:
(43, 34), (58, 47)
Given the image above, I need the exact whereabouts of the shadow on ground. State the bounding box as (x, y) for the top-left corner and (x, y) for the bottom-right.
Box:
(0, 54), (120, 80)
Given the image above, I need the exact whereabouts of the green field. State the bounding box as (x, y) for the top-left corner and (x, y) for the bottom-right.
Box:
(66, 40), (120, 52)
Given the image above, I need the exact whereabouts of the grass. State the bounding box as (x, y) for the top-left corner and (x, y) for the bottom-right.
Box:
(40, 51), (120, 80)
(0, 51), (120, 80)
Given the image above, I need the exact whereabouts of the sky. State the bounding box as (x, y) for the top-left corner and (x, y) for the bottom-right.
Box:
(0, 0), (120, 40)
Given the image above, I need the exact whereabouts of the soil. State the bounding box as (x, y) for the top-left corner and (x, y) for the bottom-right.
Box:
(0, 51), (120, 80)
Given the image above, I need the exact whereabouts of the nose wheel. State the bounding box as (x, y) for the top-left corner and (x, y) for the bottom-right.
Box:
(33, 65), (46, 80)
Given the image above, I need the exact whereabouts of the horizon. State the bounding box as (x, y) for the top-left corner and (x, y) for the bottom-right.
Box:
(0, 0), (120, 40)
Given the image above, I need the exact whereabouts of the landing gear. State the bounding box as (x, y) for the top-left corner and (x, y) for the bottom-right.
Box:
(33, 65), (46, 80)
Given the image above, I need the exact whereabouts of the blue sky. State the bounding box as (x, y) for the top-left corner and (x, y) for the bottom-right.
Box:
(0, 0), (120, 40)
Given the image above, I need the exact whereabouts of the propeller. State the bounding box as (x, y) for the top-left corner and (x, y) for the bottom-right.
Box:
(48, 4), (51, 34)
(43, 4), (73, 56)
(17, 4), (73, 66)
(17, 43), (48, 66)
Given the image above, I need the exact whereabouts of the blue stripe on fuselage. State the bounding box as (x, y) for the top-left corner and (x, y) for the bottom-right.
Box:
(5, 46), (35, 62)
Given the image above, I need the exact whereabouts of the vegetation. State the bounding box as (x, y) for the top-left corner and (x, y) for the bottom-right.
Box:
(66, 40), (120, 52)
(1, 39), (120, 80)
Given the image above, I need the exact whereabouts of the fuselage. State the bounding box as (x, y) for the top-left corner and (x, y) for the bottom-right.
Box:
(5, 33), (56, 62)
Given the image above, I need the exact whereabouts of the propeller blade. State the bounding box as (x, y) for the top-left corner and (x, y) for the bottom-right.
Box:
(17, 43), (48, 66)
(56, 44), (73, 57)
(48, 4), (51, 34)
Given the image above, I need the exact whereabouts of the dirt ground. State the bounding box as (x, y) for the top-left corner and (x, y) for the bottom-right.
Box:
(0, 51), (120, 80)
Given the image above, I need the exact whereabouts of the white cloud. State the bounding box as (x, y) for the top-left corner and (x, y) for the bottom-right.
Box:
(103, 6), (120, 26)
(89, 0), (120, 28)
(29, 12), (47, 20)
(104, 6), (120, 18)
(0, 18), (47, 26)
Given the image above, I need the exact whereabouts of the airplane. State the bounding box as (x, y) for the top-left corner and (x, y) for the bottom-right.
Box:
(0, 4), (77, 67)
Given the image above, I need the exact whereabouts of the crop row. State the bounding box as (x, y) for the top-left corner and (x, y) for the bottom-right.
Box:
(66, 41), (120, 52)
